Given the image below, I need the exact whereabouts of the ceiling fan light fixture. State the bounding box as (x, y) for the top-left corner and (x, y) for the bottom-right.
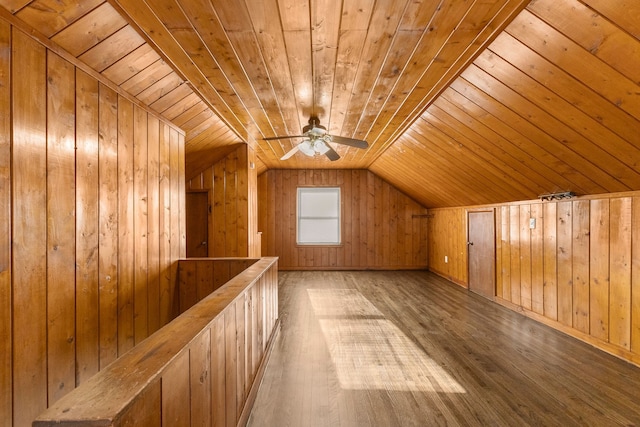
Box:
(264, 116), (368, 162)
(298, 139), (315, 157)
(308, 127), (325, 138)
(314, 139), (330, 155)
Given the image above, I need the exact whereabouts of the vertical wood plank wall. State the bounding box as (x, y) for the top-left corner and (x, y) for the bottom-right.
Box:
(429, 192), (640, 366)
(34, 258), (279, 427)
(0, 24), (186, 426)
(258, 169), (429, 270)
(248, 146), (260, 256)
(0, 20), (11, 427)
(427, 208), (468, 285)
(177, 258), (259, 313)
(187, 144), (261, 257)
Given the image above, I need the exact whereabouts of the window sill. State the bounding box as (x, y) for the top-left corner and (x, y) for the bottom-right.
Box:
(295, 243), (343, 248)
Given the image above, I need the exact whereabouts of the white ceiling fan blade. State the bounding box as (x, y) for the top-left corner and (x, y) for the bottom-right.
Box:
(280, 144), (300, 160)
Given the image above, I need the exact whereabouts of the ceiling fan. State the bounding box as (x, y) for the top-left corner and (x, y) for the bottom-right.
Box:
(263, 117), (369, 161)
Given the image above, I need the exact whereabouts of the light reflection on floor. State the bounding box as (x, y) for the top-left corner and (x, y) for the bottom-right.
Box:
(308, 288), (466, 393)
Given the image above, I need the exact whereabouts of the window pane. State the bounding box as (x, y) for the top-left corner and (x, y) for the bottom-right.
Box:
(297, 187), (341, 245)
(299, 188), (339, 217)
(298, 219), (340, 244)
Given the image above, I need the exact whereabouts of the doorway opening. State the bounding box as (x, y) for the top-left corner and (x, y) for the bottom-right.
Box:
(186, 191), (209, 258)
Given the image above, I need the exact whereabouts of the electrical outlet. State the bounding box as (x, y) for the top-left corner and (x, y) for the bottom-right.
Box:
(444, 255), (448, 263)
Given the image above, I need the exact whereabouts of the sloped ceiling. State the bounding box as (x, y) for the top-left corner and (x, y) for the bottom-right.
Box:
(0, 0), (638, 208)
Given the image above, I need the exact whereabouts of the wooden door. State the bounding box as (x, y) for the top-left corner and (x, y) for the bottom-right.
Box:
(467, 210), (496, 299)
(186, 192), (209, 257)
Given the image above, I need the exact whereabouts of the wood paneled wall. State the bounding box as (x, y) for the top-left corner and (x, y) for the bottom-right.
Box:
(177, 258), (258, 313)
(35, 257), (279, 427)
(427, 208), (468, 285)
(0, 23), (185, 426)
(429, 192), (640, 366)
(258, 169), (428, 270)
(187, 144), (260, 258)
(248, 146), (260, 256)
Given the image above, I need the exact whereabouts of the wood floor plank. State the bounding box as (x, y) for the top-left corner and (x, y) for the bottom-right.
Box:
(248, 271), (640, 426)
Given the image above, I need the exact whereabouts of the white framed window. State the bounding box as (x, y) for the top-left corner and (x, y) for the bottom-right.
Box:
(297, 187), (341, 245)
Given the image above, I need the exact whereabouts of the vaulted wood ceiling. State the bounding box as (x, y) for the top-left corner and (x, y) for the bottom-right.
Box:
(0, 0), (638, 208)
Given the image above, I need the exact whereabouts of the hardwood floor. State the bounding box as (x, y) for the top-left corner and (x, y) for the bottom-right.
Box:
(247, 271), (640, 426)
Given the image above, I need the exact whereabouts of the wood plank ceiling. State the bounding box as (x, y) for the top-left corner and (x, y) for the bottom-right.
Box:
(0, 0), (638, 208)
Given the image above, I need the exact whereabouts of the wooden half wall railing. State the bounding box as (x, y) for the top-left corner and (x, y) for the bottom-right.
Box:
(33, 257), (279, 427)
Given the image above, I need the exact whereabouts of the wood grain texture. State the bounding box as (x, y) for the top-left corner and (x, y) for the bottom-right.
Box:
(530, 203), (544, 314)
(609, 197), (631, 350)
(235, 297), (247, 419)
(370, 0), (640, 208)
(34, 257), (279, 427)
(119, 381), (161, 427)
(431, 192), (640, 367)
(543, 202), (557, 320)
(0, 21), (187, 425)
(2, 0), (640, 212)
(633, 197), (640, 354)
(117, 95), (135, 356)
(248, 146), (260, 257)
(467, 210), (496, 299)
(213, 159), (226, 257)
(14, 0), (103, 38)
(509, 205), (521, 305)
(191, 330), (212, 427)
(498, 206), (510, 299)
(187, 144), (254, 257)
(178, 132), (187, 258)
(557, 201), (573, 327)
(98, 82), (119, 369)
(572, 199), (590, 334)
(248, 270), (640, 426)
(162, 351), (191, 426)
(11, 28), (47, 427)
(0, 19), (10, 427)
(427, 208), (466, 285)
(519, 204), (532, 309)
(133, 105), (149, 344)
(170, 127), (181, 321)
(224, 148), (238, 259)
(75, 69), (100, 386)
(158, 122), (172, 326)
(589, 199), (610, 341)
(224, 302), (238, 427)
(2, 0), (640, 423)
(177, 259), (258, 313)
(50, 3), (127, 57)
(147, 115), (161, 335)
(46, 50), (76, 404)
(258, 169), (428, 270)
(186, 192), (208, 257)
(211, 316), (226, 427)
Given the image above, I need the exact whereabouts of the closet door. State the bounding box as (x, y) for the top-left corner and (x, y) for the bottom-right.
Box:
(468, 210), (496, 299)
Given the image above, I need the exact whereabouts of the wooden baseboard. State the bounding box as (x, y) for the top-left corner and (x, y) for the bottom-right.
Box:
(494, 297), (640, 368)
(427, 268), (468, 288)
(237, 318), (281, 427)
